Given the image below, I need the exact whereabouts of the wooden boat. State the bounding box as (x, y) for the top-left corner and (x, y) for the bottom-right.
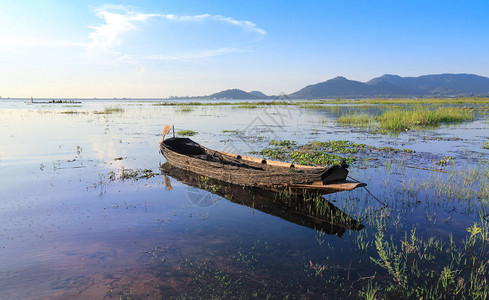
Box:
(159, 125), (366, 194)
(161, 163), (364, 236)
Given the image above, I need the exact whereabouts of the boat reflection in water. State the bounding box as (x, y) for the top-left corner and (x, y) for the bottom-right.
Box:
(161, 163), (364, 237)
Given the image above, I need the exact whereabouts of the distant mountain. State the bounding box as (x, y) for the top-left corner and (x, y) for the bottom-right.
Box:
(367, 73), (489, 96)
(289, 76), (381, 99)
(289, 73), (489, 99)
(209, 89), (262, 99)
(248, 91), (268, 98)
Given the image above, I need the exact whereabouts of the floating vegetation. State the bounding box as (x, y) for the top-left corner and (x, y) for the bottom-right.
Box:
(422, 135), (461, 141)
(436, 156), (455, 166)
(252, 139), (414, 166)
(177, 130), (198, 136)
(483, 140), (489, 150)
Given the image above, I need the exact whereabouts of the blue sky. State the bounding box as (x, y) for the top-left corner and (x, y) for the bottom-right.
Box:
(1, 0), (488, 98)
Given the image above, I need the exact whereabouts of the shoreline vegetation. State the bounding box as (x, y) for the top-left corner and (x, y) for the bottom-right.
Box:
(151, 97), (489, 106)
(152, 97), (486, 132)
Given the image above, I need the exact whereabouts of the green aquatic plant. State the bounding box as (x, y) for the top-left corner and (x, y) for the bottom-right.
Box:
(371, 228), (407, 289)
(254, 139), (358, 166)
(366, 221), (489, 299)
(177, 130), (198, 136)
(436, 156), (455, 166)
(254, 139), (414, 167)
(269, 139), (297, 147)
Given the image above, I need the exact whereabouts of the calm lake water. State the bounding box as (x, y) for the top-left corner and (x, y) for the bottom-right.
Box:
(0, 100), (488, 299)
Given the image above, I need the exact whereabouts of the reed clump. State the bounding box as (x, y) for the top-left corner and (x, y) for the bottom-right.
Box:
(336, 107), (474, 132)
(378, 107), (474, 131)
(337, 112), (373, 127)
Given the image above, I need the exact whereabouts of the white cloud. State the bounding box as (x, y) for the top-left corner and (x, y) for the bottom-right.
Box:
(157, 13), (266, 35)
(88, 5), (266, 61)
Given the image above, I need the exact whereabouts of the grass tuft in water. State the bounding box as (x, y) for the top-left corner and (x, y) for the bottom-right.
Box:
(177, 130), (198, 136)
(336, 106), (474, 132)
(94, 107), (125, 114)
(378, 107), (473, 132)
(337, 112), (373, 128)
(176, 107), (192, 113)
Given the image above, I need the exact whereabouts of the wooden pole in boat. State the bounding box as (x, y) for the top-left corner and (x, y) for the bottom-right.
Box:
(161, 125), (172, 143)
(172, 125), (175, 138)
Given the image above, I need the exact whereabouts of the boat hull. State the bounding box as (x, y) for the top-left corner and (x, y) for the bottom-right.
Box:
(160, 141), (326, 187)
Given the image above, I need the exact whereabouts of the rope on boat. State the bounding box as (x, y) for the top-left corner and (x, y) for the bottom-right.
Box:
(347, 175), (387, 207)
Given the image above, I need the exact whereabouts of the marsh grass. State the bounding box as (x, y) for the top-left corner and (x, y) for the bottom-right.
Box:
(59, 110), (88, 114)
(335, 106), (474, 132)
(235, 104), (258, 109)
(176, 106), (192, 112)
(94, 107), (125, 114)
(337, 112), (373, 128)
(378, 107), (474, 131)
(320, 97), (489, 105)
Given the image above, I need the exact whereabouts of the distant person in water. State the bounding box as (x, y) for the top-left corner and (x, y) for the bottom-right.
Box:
(30, 97), (33, 103)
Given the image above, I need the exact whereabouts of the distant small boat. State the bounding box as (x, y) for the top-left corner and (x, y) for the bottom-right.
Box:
(159, 125), (366, 194)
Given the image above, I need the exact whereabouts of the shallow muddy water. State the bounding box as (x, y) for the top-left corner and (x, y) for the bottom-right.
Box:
(1, 100), (488, 299)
